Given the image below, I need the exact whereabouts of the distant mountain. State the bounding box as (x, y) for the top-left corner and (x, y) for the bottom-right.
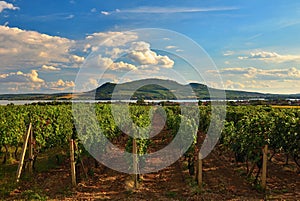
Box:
(81, 78), (300, 100)
(1, 78), (300, 101)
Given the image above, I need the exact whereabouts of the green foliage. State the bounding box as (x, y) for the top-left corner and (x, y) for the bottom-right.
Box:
(222, 106), (300, 165)
(0, 103), (298, 171)
(21, 189), (47, 200)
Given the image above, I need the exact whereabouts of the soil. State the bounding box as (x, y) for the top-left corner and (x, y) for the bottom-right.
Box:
(6, 112), (300, 200)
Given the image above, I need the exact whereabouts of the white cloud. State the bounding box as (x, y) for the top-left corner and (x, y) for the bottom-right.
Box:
(97, 55), (137, 71)
(287, 67), (300, 77)
(0, 70), (78, 93)
(0, 70), (44, 83)
(48, 79), (75, 91)
(223, 50), (234, 56)
(41, 65), (61, 71)
(71, 55), (85, 63)
(84, 31), (138, 49)
(127, 41), (174, 68)
(101, 11), (110, 15)
(119, 6), (238, 14)
(110, 61), (137, 71)
(65, 14), (75, 19)
(88, 78), (98, 87)
(224, 80), (245, 89)
(165, 46), (177, 49)
(208, 78), (300, 94)
(208, 67), (300, 80)
(97, 56), (113, 68)
(28, 70), (44, 83)
(238, 51), (300, 63)
(0, 26), (75, 70)
(105, 47), (124, 59)
(0, 1), (19, 13)
(207, 66), (300, 94)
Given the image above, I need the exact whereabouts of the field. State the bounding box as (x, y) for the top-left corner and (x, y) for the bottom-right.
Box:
(0, 103), (299, 200)
(271, 105), (300, 109)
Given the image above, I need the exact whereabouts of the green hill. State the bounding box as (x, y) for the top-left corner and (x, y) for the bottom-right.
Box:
(1, 78), (300, 100)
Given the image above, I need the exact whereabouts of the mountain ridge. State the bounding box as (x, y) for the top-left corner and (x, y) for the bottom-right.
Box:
(0, 78), (300, 100)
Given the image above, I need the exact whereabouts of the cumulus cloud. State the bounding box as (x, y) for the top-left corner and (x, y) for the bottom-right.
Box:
(70, 55), (85, 63)
(208, 67), (300, 80)
(48, 79), (75, 90)
(212, 78), (300, 94)
(29, 70), (44, 83)
(238, 51), (300, 63)
(0, 70), (77, 93)
(84, 31), (138, 48)
(0, 26), (177, 93)
(224, 80), (245, 89)
(41, 65), (61, 71)
(91, 41), (174, 70)
(127, 41), (174, 68)
(0, 1), (19, 13)
(97, 56), (137, 71)
(105, 47), (124, 59)
(0, 70), (44, 83)
(287, 67), (300, 77)
(110, 61), (137, 71)
(97, 56), (113, 68)
(0, 26), (75, 70)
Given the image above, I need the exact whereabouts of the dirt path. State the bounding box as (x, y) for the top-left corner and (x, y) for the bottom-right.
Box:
(71, 110), (193, 200)
(191, 148), (265, 200)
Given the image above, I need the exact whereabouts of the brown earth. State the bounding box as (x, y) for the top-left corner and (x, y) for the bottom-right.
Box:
(5, 112), (300, 200)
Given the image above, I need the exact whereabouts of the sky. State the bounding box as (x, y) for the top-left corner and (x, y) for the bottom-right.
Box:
(1, 0), (300, 94)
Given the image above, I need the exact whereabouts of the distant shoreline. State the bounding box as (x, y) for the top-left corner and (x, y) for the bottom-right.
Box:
(1, 98), (300, 106)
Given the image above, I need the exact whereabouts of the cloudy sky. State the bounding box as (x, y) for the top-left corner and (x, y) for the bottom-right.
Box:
(1, 0), (300, 94)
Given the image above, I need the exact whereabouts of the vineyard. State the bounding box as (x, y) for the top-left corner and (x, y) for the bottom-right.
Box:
(0, 102), (299, 200)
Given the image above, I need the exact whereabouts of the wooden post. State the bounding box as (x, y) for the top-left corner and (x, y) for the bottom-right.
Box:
(261, 144), (268, 190)
(70, 139), (76, 187)
(28, 128), (33, 175)
(133, 138), (138, 188)
(197, 157), (203, 188)
(16, 123), (32, 182)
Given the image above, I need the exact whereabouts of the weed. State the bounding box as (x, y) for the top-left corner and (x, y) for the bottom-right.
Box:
(21, 189), (47, 201)
(165, 191), (177, 198)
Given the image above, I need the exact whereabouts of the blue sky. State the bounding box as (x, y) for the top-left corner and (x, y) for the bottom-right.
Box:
(1, 0), (300, 94)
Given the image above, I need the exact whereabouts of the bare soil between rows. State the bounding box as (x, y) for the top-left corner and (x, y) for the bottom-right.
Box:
(6, 113), (300, 200)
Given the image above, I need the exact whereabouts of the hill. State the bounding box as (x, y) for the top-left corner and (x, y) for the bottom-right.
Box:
(0, 78), (300, 100)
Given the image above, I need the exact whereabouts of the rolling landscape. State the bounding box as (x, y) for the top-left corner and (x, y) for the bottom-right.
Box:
(0, 0), (299, 200)
(1, 78), (300, 101)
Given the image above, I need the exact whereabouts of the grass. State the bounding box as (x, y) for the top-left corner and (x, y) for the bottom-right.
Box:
(21, 189), (48, 200)
(165, 191), (177, 198)
(0, 146), (68, 200)
(0, 161), (19, 197)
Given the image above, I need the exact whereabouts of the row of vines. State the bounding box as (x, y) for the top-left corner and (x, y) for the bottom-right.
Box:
(0, 103), (299, 184)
